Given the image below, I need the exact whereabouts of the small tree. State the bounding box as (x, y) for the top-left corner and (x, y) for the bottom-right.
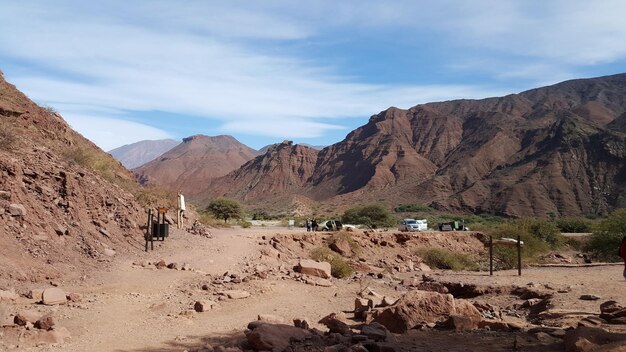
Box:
(206, 198), (242, 223)
(341, 205), (396, 229)
(585, 208), (626, 262)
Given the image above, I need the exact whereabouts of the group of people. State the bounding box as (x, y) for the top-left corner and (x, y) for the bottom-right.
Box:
(305, 218), (318, 232)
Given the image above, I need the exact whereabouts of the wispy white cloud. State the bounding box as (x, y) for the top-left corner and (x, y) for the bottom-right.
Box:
(1, 1), (624, 149)
(63, 115), (172, 151)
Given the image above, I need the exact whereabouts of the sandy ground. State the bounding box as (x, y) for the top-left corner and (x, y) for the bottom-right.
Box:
(3, 226), (626, 352)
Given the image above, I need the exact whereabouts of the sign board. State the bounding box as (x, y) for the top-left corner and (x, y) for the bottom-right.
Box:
(178, 194), (186, 211)
(158, 207), (168, 214)
(288, 219), (295, 228)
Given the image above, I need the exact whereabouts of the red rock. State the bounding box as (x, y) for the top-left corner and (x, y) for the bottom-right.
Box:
(194, 300), (216, 312)
(295, 259), (331, 279)
(246, 323), (311, 351)
(329, 237), (353, 257)
(42, 287), (67, 305)
(34, 315), (55, 330)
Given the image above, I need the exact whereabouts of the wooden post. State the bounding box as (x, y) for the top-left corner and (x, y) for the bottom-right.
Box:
(489, 235), (493, 276)
(145, 209), (154, 252)
(517, 235), (522, 276)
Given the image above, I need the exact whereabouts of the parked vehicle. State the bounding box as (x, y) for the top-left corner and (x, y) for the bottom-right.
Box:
(398, 218), (428, 232)
(319, 219), (343, 231)
(438, 221), (469, 231)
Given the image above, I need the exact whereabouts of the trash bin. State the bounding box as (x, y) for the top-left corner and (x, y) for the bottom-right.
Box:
(152, 223), (169, 238)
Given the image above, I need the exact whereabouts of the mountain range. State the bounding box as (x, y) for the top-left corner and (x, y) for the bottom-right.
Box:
(109, 139), (179, 169)
(189, 74), (626, 217)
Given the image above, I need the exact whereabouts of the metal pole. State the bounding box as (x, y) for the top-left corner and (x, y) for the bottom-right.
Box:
(489, 235), (493, 276)
(517, 235), (522, 276)
(150, 210), (154, 250)
(145, 209), (152, 252)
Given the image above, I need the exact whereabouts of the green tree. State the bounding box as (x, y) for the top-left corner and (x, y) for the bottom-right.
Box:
(341, 205), (396, 229)
(585, 208), (626, 262)
(207, 198), (242, 223)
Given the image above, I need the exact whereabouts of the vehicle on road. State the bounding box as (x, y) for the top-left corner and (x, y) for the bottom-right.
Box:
(398, 218), (428, 232)
(438, 221), (469, 231)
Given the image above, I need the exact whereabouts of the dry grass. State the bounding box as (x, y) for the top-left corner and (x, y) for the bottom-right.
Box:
(310, 247), (354, 278)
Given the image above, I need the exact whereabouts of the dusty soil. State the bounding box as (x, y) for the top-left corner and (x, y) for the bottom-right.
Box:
(1, 227), (625, 352)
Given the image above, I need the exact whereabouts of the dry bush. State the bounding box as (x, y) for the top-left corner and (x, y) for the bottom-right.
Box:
(310, 247), (354, 278)
(417, 248), (478, 271)
(0, 121), (17, 151)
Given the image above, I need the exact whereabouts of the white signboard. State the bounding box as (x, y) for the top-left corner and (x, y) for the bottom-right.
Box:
(178, 194), (186, 211)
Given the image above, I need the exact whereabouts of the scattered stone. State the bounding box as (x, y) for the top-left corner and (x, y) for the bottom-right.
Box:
(0, 289), (19, 302)
(194, 300), (216, 312)
(361, 322), (393, 342)
(155, 260), (167, 269)
(579, 294), (601, 301)
(564, 326), (626, 352)
(34, 315), (55, 330)
(319, 313), (351, 334)
(8, 203), (26, 217)
(167, 262), (178, 270)
(67, 293), (82, 302)
(28, 288), (45, 301)
(52, 223), (68, 236)
(258, 314), (286, 324)
(246, 323), (312, 351)
(98, 228), (111, 237)
(42, 287), (67, 305)
(600, 301), (623, 314)
(295, 259), (331, 279)
(221, 290), (250, 299)
(0, 190), (11, 199)
(445, 315), (478, 332)
(293, 318), (309, 329)
(103, 248), (116, 257)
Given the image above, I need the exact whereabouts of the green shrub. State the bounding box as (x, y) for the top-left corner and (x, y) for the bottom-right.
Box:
(584, 208), (626, 262)
(417, 248), (478, 271)
(341, 205), (396, 229)
(310, 247), (354, 278)
(238, 219), (252, 228)
(556, 217), (592, 233)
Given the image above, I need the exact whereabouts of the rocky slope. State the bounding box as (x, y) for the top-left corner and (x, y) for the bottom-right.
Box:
(0, 72), (147, 288)
(204, 73), (626, 217)
(134, 134), (258, 197)
(109, 139), (179, 169)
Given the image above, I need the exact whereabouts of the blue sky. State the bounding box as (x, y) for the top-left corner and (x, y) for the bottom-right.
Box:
(1, 1), (625, 151)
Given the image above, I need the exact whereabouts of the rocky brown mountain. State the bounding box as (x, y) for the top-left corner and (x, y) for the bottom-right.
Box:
(203, 73), (626, 217)
(0, 72), (148, 288)
(135, 134), (258, 197)
(202, 141), (319, 212)
(109, 139), (179, 169)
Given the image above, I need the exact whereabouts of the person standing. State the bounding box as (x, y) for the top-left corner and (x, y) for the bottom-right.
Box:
(312, 219), (318, 232)
(619, 236), (626, 279)
(306, 219), (311, 232)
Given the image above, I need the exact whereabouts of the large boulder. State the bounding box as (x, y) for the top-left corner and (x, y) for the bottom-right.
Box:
(42, 287), (67, 305)
(246, 323), (311, 351)
(564, 326), (626, 352)
(370, 290), (482, 333)
(295, 259), (331, 279)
